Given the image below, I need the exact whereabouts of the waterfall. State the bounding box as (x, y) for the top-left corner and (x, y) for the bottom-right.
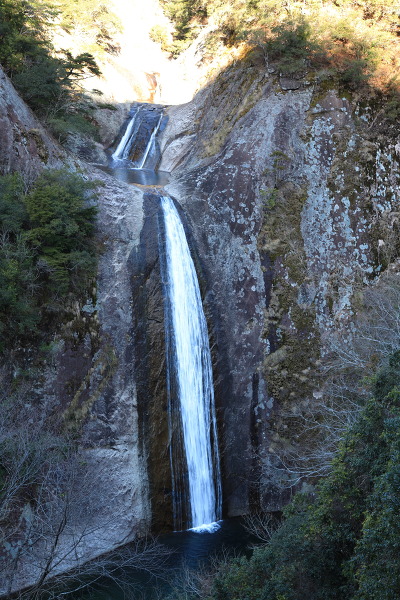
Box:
(111, 107), (138, 160)
(111, 104), (163, 168)
(110, 107), (222, 531)
(138, 113), (163, 169)
(159, 195), (222, 532)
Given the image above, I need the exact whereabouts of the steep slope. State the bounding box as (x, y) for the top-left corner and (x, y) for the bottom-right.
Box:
(0, 66), (63, 175)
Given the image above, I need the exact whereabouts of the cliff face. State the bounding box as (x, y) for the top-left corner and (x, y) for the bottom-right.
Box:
(0, 67), (150, 592)
(2, 26), (400, 584)
(158, 56), (400, 512)
(19, 170), (151, 586)
(0, 66), (63, 175)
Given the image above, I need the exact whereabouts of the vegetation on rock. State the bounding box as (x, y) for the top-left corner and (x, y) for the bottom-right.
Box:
(0, 169), (97, 352)
(0, 0), (119, 142)
(162, 0), (400, 120)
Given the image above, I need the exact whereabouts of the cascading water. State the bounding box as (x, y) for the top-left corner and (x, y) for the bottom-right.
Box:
(159, 195), (222, 532)
(109, 106), (222, 531)
(111, 103), (164, 169)
(111, 106), (139, 160)
(138, 113), (163, 169)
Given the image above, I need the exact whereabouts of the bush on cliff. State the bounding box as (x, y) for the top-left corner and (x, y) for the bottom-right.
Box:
(0, 0), (109, 141)
(168, 353), (400, 599)
(162, 0), (399, 97)
(0, 169), (97, 351)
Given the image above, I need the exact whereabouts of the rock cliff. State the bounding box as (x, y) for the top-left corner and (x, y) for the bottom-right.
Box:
(0, 66), (150, 592)
(0, 66), (63, 176)
(2, 28), (400, 587)
(158, 54), (400, 512)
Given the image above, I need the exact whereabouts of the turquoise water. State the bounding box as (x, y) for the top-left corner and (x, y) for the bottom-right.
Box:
(95, 164), (170, 186)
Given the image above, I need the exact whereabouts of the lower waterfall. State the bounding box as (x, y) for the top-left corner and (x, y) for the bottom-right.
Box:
(159, 195), (222, 532)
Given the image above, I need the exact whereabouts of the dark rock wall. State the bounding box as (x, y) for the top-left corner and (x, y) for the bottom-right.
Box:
(130, 192), (172, 531)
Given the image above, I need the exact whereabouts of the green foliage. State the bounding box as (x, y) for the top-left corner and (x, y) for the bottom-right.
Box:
(260, 187), (278, 209)
(0, 0), (104, 140)
(149, 24), (172, 53)
(24, 169), (97, 294)
(160, 0), (208, 52)
(0, 173), (27, 233)
(56, 0), (122, 55)
(338, 59), (372, 87)
(351, 424), (400, 599)
(264, 20), (321, 74)
(161, 0), (399, 97)
(0, 235), (40, 342)
(0, 170), (97, 351)
(174, 354), (400, 600)
(96, 102), (118, 111)
(383, 91), (400, 123)
(47, 112), (99, 143)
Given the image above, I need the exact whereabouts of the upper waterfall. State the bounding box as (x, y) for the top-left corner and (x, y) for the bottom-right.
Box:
(111, 103), (164, 170)
(159, 195), (222, 531)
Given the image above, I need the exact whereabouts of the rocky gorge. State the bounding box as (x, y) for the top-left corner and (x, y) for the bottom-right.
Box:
(1, 1), (400, 594)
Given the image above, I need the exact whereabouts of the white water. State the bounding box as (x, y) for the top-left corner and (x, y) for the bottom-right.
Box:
(111, 110), (138, 160)
(139, 113), (163, 169)
(160, 195), (222, 530)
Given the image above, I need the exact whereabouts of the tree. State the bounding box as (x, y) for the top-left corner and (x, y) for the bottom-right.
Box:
(0, 170), (98, 350)
(172, 353), (400, 600)
(0, 0), (105, 138)
(23, 169), (97, 297)
(0, 393), (171, 599)
(56, 0), (122, 55)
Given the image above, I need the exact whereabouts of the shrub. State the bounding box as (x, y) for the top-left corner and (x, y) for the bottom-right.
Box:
(0, 172), (27, 233)
(0, 0), (103, 142)
(47, 113), (99, 143)
(24, 169), (97, 294)
(149, 24), (172, 52)
(264, 20), (321, 75)
(0, 170), (97, 350)
(174, 354), (400, 600)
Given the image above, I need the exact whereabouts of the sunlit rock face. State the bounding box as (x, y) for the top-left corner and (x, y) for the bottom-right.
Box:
(159, 59), (400, 513)
(0, 66), (63, 176)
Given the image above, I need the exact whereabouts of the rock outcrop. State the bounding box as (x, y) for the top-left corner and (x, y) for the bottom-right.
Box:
(0, 66), (63, 176)
(158, 55), (400, 513)
(0, 66), (151, 592)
